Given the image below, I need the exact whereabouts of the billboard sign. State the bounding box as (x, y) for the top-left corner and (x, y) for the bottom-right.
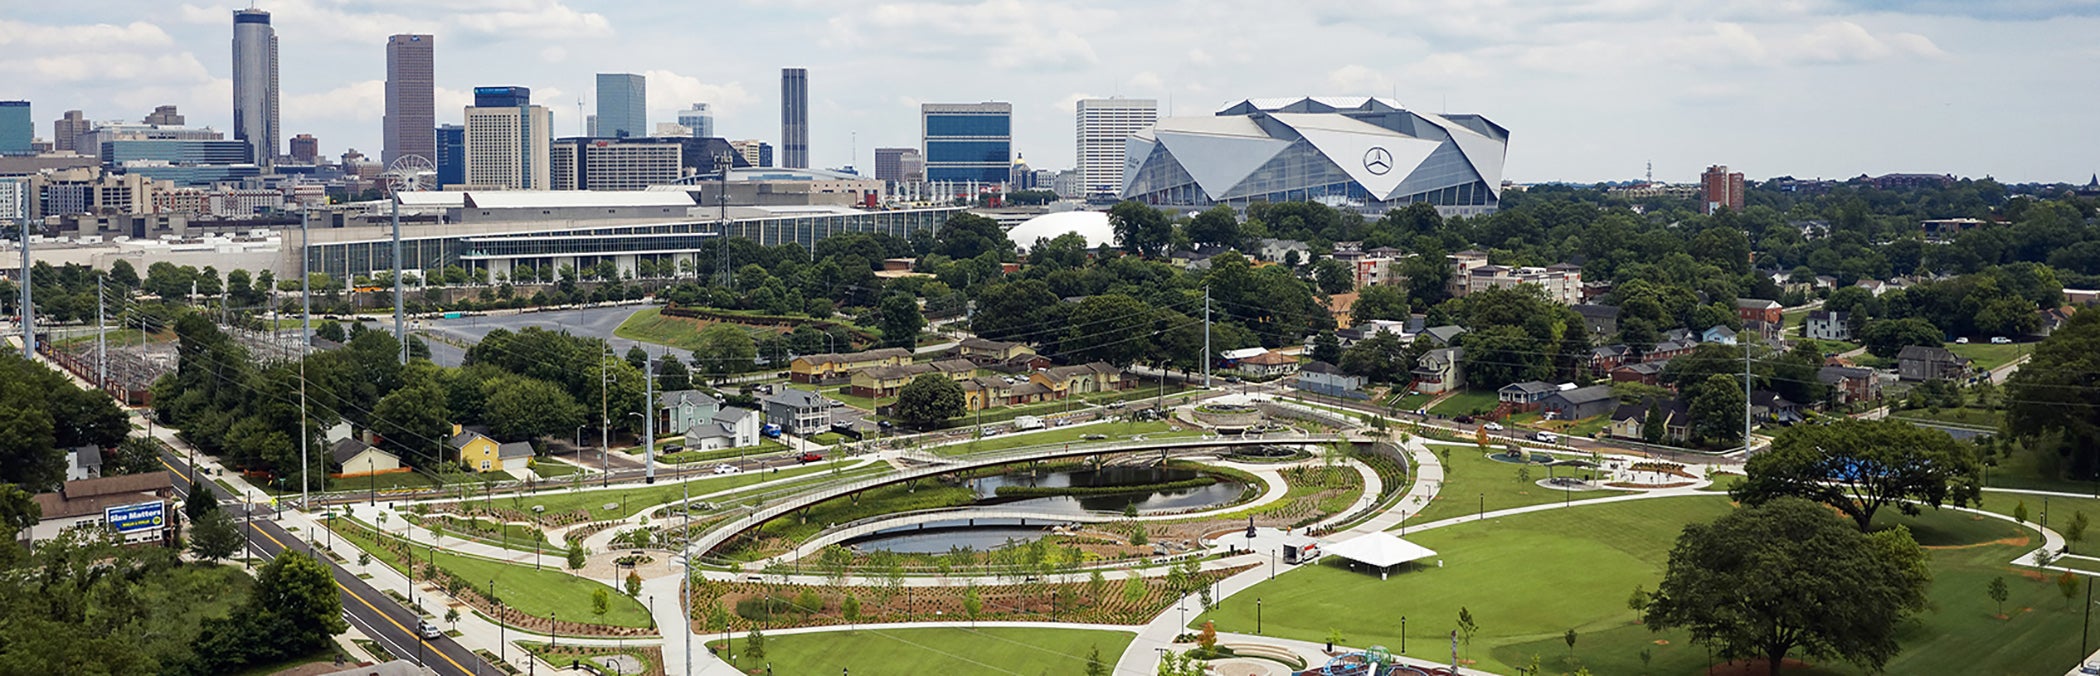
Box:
(104, 501), (166, 535)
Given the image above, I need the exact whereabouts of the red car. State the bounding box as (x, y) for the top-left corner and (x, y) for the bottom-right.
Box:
(798, 452), (824, 463)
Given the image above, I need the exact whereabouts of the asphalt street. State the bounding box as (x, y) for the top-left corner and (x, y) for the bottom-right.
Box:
(369, 303), (680, 368)
(157, 451), (491, 676)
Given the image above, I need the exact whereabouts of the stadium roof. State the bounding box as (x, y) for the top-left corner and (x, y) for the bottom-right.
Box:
(462, 191), (698, 209)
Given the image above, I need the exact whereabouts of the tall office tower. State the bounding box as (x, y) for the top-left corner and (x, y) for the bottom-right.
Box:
(873, 147), (924, 183)
(53, 109), (89, 152)
(730, 139), (772, 168)
(1700, 165), (1745, 215)
(435, 124), (465, 187)
(677, 103), (713, 139)
(1075, 98), (1156, 198)
(144, 105), (185, 126)
(289, 134), (318, 164)
(780, 68), (808, 168)
(595, 73), (647, 139)
(921, 102), (1011, 183)
(384, 34), (436, 166)
(0, 101), (29, 156)
(464, 86), (552, 189)
(232, 9), (279, 169)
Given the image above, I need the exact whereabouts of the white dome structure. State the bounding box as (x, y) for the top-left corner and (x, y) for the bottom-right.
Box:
(1006, 210), (1114, 252)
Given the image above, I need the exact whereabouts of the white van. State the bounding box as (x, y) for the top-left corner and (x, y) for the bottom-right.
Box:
(1532, 431), (1559, 443)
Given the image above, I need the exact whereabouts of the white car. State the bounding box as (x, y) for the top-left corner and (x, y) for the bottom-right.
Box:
(1990, 336), (2012, 344)
(1483, 422), (1504, 431)
(712, 464), (740, 475)
(417, 620), (442, 639)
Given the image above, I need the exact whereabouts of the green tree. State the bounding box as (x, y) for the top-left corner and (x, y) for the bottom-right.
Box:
(1350, 284), (1411, 322)
(483, 376), (587, 442)
(1641, 400), (1668, 444)
(2005, 310), (2100, 480)
(1564, 628), (1578, 656)
(567, 542), (586, 569)
(1309, 331), (1342, 365)
(1457, 607), (1478, 654)
(963, 585), (983, 626)
(591, 587), (611, 622)
(657, 353), (692, 391)
(1685, 374), (1747, 447)
(1085, 644), (1109, 676)
(370, 377), (451, 466)
(2061, 571), (2084, 609)
(1987, 577), (2009, 617)
(1859, 317), (1944, 359)
(108, 259), (140, 288)
(2067, 511), (2089, 553)
(876, 292), (926, 348)
(1060, 294), (1156, 366)
(1627, 585), (1650, 623)
(692, 323), (758, 377)
(1311, 258), (1354, 295)
(1108, 200), (1172, 257)
(1121, 571), (1146, 608)
(841, 593), (861, 628)
(745, 628), (767, 659)
(1184, 206), (1242, 249)
(1731, 419), (1981, 532)
(625, 570), (642, 598)
(444, 607), (461, 630)
(1644, 497), (1931, 676)
(188, 508), (243, 562)
(894, 373), (965, 430)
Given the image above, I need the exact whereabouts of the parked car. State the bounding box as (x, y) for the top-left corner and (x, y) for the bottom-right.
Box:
(761, 424), (783, 439)
(798, 452), (824, 463)
(1990, 336), (2012, 344)
(712, 464), (739, 475)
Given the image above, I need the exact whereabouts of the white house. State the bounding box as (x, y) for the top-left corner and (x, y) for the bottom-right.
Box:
(687, 407), (762, 450)
(1804, 310), (1850, 341)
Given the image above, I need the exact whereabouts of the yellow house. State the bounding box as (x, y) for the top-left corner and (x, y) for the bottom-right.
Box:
(958, 338), (1036, 365)
(789, 347), (912, 384)
(1030, 362), (1129, 396)
(448, 424), (533, 472)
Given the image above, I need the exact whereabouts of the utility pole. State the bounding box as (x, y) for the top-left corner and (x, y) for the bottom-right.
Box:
(683, 477), (693, 676)
(96, 275), (105, 387)
(1744, 337), (1753, 454)
(392, 196), (406, 365)
(300, 209), (312, 510)
(18, 201), (31, 359)
(1202, 286), (1212, 389)
(601, 348), (611, 487)
(644, 356), (656, 484)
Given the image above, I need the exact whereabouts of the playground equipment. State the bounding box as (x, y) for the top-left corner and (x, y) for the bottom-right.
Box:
(1296, 646), (1461, 676)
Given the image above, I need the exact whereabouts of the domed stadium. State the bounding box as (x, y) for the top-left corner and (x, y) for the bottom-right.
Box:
(1121, 97), (1508, 217)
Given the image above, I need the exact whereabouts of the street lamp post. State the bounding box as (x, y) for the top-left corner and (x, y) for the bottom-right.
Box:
(1479, 492), (1485, 521)
(550, 611), (557, 648)
(1401, 616), (1407, 654)
(1257, 598), (1263, 635)
(492, 578), (504, 668)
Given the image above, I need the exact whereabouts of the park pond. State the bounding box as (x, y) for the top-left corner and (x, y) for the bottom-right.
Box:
(844, 466), (1250, 553)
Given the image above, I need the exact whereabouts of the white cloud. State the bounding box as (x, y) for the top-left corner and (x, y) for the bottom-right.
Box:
(0, 19), (175, 48)
(826, 0), (1110, 70)
(539, 46), (568, 63)
(284, 79), (386, 123)
(641, 70), (755, 121)
(1326, 64), (1393, 94)
(176, 0), (607, 43)
(1787, 21), (1945, 63)
(1402, 53), (1487, 85)
(1127, 71), (1166, 93)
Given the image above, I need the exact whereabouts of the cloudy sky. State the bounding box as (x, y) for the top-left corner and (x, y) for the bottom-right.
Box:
(4, 0), (2097, 183)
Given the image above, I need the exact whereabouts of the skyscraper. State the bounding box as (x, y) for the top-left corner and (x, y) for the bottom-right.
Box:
(384, 34), (436, 166)
(678, 103), (713, 139)
(435, 124), (465, 187)
(1075, 98), (1156, 198)
(1701, 165), (1745, 215)
(781, 68), (808, 168)
(53, 109), (88, 153)
(289, 134), (318, 164)
(874, 147), (923, 184)
(921, 102), (1011, 183)
(0, 101), (30, 156)
(464, 87), (551, 189)
(144, 105), (184, 126)
(595, 73), (646, 139)
(231, 9), (279, 169)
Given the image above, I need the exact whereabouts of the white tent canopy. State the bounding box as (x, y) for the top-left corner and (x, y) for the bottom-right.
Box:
(1324, 532), (1437, 578)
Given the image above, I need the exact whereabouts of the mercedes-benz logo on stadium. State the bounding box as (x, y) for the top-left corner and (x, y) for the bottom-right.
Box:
(1363, 147), (1394, 175)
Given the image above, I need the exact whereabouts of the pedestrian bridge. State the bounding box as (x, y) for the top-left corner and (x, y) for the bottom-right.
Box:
(683, 434), (1349, 559)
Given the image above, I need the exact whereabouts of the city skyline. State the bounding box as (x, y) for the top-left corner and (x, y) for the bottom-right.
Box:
(2, 1), (2096, 182)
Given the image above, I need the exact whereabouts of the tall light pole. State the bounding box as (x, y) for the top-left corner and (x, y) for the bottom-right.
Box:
(392, 195), (405, 365)
(17, 192), (32, 359)
(492, 578), (504, 669)
(601, 348), (611, 487)
(645, 356), (656, 484)
(299, 209), (311, 510)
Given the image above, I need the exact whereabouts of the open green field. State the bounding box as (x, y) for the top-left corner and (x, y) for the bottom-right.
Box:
(334, 518), (654, 629)
(1975, 491), (2099, 554)
(1947, 341), (2032, 371)
(1428, 390), (1501, 418)
(1400, 444), (1631, 526)
(1207, 495), (2088, 675)
(1984, 449), (2100, 494)
(613, 307), (770, 352)
(706, 627), (1134, 675)
(935, 420), (1205, 456)
(659, 440), (791, 465)
(1889, 406), (2003, 429)
(513, 463), (841, 521)
(1386, 390), (1434, 411)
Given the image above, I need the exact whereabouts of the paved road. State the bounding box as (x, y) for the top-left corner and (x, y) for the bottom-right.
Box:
(376, 303), (676, 368)
(157, 450), (492, 676)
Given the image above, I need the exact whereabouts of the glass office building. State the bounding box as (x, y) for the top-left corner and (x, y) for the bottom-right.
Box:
(595, 73), (647, 139)
(921, 102), (1011, 184)
(0, 101), (30, 156)
(435, 125), (465, 187)
(1123, 97), (1509, 217)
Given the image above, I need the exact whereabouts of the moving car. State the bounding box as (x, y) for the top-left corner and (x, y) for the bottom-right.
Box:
(417, 620), (442, 639)
(1533, 431), (1560, 443)
(798, 452), (824, 463)
(1990, 336), (2012, 344)
(712, 464), (739, 475)
(1483, 422), (1504, 431)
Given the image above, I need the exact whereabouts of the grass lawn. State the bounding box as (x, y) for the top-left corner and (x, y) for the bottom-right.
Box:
(1946, 341), (2032, 371)
(1983, 450), (2100, 494)
(937, 420), (1180, 456)
(532, 461), (580, 478)
(613, 306), (774, 351)
(334, 518), (654, 629)
(1796, 337), (1862, 356)
(1210, 495), (2088, 675)
(1428, 389), (1501, 418)
(1386, 390), (1434, 411)
(659, 440), (791, 465)
(514, 463), (837, 521)
(1974, 492), (2099, 555)
(1399, 444), (1632, 525)
(706, 627), (1134, 675)
(1888, 406), (2003, 429)
(327, 470), (439, 492)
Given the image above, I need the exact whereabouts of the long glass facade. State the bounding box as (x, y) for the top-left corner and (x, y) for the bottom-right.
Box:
(921, 103), (1011, 184)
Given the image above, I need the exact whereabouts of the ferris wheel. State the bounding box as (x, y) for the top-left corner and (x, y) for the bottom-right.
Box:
(384, 154), (437, 193)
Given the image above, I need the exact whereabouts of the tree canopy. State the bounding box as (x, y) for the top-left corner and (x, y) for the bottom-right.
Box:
(1731, 419), (1981, 531)
(894, 374), (965, 429)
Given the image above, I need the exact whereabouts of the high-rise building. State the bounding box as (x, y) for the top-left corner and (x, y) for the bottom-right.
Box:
(550, 136), (747, 191)
(464, 87), (552, 190)
(1701, 165), (1745, 215)
(0, 101), (33, 156)
(289, 134), (318, 164)
(53, 110), (89, 152)
(873, 147), (923, 184)
(730, 139), (773, 168)
(921, 102), (1011, 183)
(143, 105), (184, 126)
(1075, 98), (1156, 198)
(435, 124), (465, 187)
(595, 73), (646, 139)
(780, 68), (808, 168)
(384, 34), (436, 166)
(677, 103), (713, 140)
(231, 9), (279, 169)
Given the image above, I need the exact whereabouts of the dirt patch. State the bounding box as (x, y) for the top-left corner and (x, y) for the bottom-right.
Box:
(1923, 535), (2030, 551)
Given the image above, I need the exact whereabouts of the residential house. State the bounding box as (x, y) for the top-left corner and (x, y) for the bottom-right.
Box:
(1588, 344), (1632, 372)
(28, 473), (175, 546)
(962, 376), (1056, 411)
(1736, 298), (1783, 326)
(1897, 345), (1971, 382)
(1644, 336), (1700, 363)
(65, 446), (102, 481)
(1167, 245), (1230, 271)
(1032, 362), (1129, 395)
(1332, 319), (1417, 348)
(1219, 347), (1271, 368)
(762, 389), (834, 436)
(1744, 319), (1784, 343)
(1412, 347), (1465, 394)
(330, 439), (402, 476)
(1572, 304), (1619, 337)
(1237, 351), (1300, 378)
(1497, 381), (1558, 411)
(1701, 325), (1738, 345)
(2034, 307), (2074, 338)
(1294, 361), (1366, 400)
(1750, 390), (1803, 425)
(686, 407), (761, 450)
(1610, 398), (1689, 443)
(958, 338), (1035, 366)
(1421, 325), (1467, 348)
(849, 365), (928, 399)
(448, 425), (517, 472)
(657, 390), (721, 437)
(1538, 385), (1617, 421)
(1817, 366), (1881, 404)
(788, 348), (912, 384)
(1447, 250), (1583, 305)
(1855, 280), (1889, 296)
(1804, 310), (1850, 341)
(1257, 238), (1310, 264)
(1610, 361), (1668, 387)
